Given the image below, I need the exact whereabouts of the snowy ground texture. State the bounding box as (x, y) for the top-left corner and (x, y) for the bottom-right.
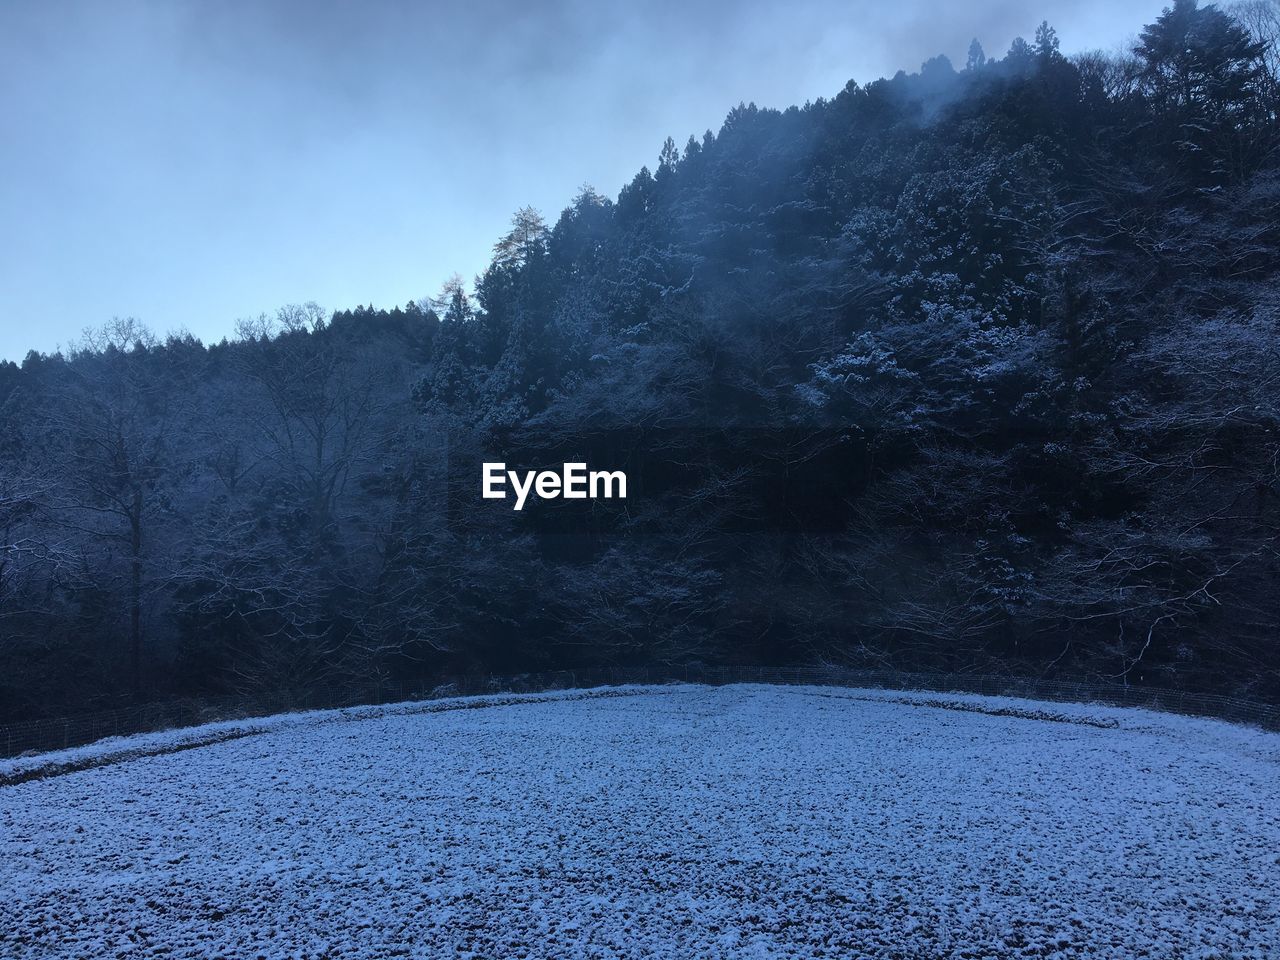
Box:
(3, 684), (1279, 959)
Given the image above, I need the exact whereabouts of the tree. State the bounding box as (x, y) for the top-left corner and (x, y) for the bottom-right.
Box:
(492, 207), (549, 270)
(1006, 36), (1035, 67)
(179, 305), (411, 695)
(1073, 49), (1142, 101)
(966, 39), (987, 71)
(656, 136), (680, 187)
(1228, 0), (1280, 104)
(1035, 21), (1061, 60)
(40, 319), (183, 699)
(1135, 0), (1270, 175)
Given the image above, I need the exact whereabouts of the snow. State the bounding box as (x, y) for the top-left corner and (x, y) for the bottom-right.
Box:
(0, 686), (660, 786)
(2, 683), (1278, 959)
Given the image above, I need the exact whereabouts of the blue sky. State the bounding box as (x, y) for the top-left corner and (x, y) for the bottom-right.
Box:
(0, 0), (1163, 361)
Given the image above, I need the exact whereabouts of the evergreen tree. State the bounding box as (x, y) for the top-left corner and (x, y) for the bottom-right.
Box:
(1034, 20), (1060, 60)
(966, 38), (987, 71)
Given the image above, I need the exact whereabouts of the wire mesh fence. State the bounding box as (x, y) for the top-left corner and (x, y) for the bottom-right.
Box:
(2, 664), (1278, 759)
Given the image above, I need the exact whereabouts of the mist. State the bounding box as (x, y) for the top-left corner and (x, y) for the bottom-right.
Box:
(1, 0), (1162, 361)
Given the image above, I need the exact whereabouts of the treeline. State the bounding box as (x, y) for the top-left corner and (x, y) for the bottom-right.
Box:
(3, 0), (1280, 720)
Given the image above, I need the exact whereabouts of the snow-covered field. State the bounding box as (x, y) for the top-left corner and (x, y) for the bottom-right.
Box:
(2, 684), (1278, 959)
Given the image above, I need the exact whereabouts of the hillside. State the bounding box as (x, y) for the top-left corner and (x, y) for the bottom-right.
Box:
(2, 1), (1279, 719)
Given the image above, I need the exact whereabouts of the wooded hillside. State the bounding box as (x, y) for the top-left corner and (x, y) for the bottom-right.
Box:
(3, 1), (1278, 718)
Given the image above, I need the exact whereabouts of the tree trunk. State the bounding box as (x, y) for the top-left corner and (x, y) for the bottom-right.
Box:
(130, 488), (143, 701)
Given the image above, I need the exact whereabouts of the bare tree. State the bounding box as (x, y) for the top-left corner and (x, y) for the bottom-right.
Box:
(36, 320), (188, 698)
(1230, 0), (1280, 100)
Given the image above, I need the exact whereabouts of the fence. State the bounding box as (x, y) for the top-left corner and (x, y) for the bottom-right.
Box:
(3, 664), (1279, 760)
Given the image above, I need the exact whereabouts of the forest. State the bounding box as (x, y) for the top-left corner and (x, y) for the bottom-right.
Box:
(2, 0), (1279, 721)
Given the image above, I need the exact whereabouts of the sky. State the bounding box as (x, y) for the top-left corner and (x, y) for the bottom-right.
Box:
(0, 0), (1165, 362)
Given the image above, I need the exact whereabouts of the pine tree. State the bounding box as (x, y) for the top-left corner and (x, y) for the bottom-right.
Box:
(1034, 21), (1060, 60)
(492, 207), (549, 270)
(966, 38), (987, 71)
